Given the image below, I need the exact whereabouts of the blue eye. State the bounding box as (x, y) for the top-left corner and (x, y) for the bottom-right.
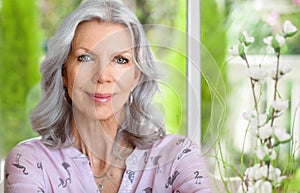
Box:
(114, 56), (129, 65)
(78, 55), (93, 62)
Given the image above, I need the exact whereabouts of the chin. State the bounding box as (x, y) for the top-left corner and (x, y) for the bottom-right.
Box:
(95, 110), (119, 121)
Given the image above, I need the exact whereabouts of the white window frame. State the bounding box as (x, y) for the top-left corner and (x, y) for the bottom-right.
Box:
(187, 0), (201, 146)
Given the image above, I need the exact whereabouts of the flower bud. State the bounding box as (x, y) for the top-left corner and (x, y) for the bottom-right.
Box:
(256, 144), (269, 160)
(274, 126), (291, 142)
(245, 66), (268, 83)
(229, 43), (246, 59)
(255, 180), (272, 193)
(258, 125), (272, 140)
(271, 99), (289, 112)
(270, 63), (292, 80)
(263, 34), (286, 49)
(239, 31), (255, 46)
(283, 20), (298, 37)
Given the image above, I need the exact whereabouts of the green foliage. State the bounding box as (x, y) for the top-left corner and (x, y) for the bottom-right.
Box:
(201, 0), (228, 140)
(134, 0), (180, 27)
(134, 0), (228, 138)
(135, 0), (187, 135)
(39, 0), (82, 39)
(0, 0), (42, 156)
(287, 167), (300, 192)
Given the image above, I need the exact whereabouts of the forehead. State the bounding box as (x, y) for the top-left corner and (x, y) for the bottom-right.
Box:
(72, 20), (132, 51)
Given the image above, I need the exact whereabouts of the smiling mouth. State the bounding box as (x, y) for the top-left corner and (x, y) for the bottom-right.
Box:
(89, 93), (113, 103)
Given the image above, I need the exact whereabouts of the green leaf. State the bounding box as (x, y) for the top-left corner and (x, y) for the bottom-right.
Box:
(271, 36), (280, 48)
(238, 32), (246, 43)
(285, 30), (298, 38)
(238, 43), (245, 56)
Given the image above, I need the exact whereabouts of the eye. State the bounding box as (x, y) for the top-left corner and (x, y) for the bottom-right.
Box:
(114, 56), (129, 65)
(77, 54), (93, 62)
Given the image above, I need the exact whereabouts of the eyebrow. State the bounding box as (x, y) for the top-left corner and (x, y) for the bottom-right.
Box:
(73, 47), (132, 56)
(114, 49), (132, 55)
(73, 47), (91, 52)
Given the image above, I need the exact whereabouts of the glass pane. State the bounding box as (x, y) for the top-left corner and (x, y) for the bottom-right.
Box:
(124, 0), (187, 135)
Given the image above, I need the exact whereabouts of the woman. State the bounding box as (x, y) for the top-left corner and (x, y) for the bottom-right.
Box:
(4, 0), (211, 192)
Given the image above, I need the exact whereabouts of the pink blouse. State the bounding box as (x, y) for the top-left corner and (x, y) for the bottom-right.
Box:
(4, 134), (211, 192)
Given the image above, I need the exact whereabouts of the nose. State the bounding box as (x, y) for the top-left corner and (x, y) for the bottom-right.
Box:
(96, 62), (113, 84)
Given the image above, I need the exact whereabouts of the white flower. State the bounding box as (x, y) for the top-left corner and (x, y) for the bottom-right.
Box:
(275, 34), (286, 47)
(268, 166), (281, 181)
(245, 66), (268, 83)
(258, 125), (272, 140)
(270, 63), (292, 79)
(269, 149), (277, 160)
(279, 63), (292, 75)
(229, 44), (239, 56)
(263, 36), (273, 46)
(243, 111), (267, 129)
(229, 43), (245, 57)
(263, 34), (286, 49)
(260, 165), (269, 178)
(256, 113), (268, 127)
(255, 180), (273, 193)
(239, 31), (255, 46)
(271, 99), (289, 111)
(242, 110), (256, 121)
(256, 145), (277, 161)
(256, 144), (270, 160)
(283, 20), (298, 37)
(245, 164), (263, 181)
(267, 166), (286, 187)
(243, 31), (255, 44)
(274, 126), (291, 142)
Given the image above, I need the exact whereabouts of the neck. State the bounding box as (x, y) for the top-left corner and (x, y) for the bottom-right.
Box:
(71, 115), (133, 162)
(70, 108), (132, 192)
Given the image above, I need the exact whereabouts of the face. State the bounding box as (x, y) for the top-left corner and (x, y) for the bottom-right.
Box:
(63, 20), (140, 122)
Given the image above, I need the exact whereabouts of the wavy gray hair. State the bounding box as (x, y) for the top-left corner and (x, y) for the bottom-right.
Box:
(30, 0), (166, 149)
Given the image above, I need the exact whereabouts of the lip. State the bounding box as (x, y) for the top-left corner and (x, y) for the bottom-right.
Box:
(88, 93), (114, 103)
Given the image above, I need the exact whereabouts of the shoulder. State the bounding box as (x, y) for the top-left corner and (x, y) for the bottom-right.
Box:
(6, 137), (45, 161)
(5, 137), (74, 164)
(4, 138), (48, 191)
(12, 137), (46, 149)
(5, 137), (51, 175)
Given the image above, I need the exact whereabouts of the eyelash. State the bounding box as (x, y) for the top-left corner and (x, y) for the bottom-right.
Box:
(77, 54), (129, 65)
(77, 54), (93, 62)
(114, 56), (129, 65)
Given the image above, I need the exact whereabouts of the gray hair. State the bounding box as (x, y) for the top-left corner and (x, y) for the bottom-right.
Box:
(30, 0), (166, 149)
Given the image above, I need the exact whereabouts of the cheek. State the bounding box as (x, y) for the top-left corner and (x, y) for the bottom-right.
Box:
(117, 68), (137, 90)
(68, 65), (93, 89)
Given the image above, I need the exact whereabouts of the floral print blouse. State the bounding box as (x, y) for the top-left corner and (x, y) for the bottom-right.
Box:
(4, 134), (211, 193)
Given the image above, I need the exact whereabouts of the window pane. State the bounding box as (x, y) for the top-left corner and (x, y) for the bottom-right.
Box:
(124, 0), (187, 135)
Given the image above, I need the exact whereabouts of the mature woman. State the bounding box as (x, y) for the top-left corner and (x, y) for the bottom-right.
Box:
(4, 0), (211, 192)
